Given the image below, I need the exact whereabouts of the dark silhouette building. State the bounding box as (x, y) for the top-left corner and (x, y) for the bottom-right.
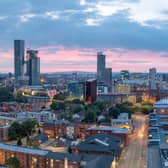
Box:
(26, 49), (40, 85)
(84, 79), (97, 103)
(14, 40), (25, 85)
(97, 52), (106, 82)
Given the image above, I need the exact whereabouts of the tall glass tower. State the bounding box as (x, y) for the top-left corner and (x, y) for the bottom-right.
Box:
(26, 50), (40, 85)
(97, 52), (106, 82)
(14, 40), (25, 84)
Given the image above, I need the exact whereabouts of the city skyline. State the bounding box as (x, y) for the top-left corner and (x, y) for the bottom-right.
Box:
(1, 0), (168, 72)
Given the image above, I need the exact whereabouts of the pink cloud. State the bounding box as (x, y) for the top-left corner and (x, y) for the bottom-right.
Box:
(0, 45), (168, 73)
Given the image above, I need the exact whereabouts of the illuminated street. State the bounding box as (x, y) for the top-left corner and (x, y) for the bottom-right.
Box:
(118, 115), (147, 168)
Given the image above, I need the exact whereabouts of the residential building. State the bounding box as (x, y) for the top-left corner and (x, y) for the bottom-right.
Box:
(72, 133), (123, 159)
(14, 40), (25, 85)
(84, 79), (97, 103)
(149, 67), (157, 90)
(0, 125), (9, 141)
(86, 126), (129, 146)
(105, 68), (112, 92)
(0, 143), (116, 168)
(120, 70), (130, 81)
(153, 97), (168, 114)
(97, 52), (106, 82)
(26, 49), (40, 85)
(31, 133), (48, 146)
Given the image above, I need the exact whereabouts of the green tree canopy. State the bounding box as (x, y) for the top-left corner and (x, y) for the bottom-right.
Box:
(53, 93), (66, 101)
(85, 107), (97, 122)
(61, 112), (73, 120)
(108, 107), (120, 119)
(8, 122), (23, 140)
(15, 90), (28, 103)
(17, 137), (22, 146)
(0, 87), (14, 102)
(8, 119), (37, 140)
(50, 101), (66, 110)
(5, 157), (21, 168)
(72, 105), (83, 113)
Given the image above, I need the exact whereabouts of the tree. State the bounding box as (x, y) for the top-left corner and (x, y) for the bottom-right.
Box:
(108, 107), (120, 119)
(72, 105), (83, 113)
(5, 157), (21, 168)
(0, 87), (14, 102)
(50, 101), (66, 110)
(122, 101), (133, 106)
(141, 105), (153, 115)
(93, 101), (105, 111)
(85, 108), (97, 122)
(8, 119), (37, 140)
(22, 119), (37, 136)
(72, 99), (82, 104)
(8, 122), (23, 140)
(53, 93), (66, 101)
(61, 112), (73, 120)
(15, 90), (28, 103)
(17, 137), (22, 146)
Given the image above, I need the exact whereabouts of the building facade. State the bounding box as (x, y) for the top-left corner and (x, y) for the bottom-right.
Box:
(105, 68), (112, 92)
(84, 79), (97, 103)
(26, 50), (40, 85)
(14, 40), (25, 85)
(97, 52), (106, 82)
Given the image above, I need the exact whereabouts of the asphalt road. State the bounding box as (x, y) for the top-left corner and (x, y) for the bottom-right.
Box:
(118, 114), (147, 168)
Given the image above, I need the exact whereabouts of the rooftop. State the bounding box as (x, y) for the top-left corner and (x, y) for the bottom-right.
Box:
(147, 147), (162, 168)
(74, 133), (122, 156)
(154, 97), (168, 108)
(46, 151), (81, 162)
(0, 143), (49, 156)
(86, 126), (128, 134)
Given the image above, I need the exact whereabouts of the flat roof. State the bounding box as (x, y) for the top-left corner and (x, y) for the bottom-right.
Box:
(0, 143), (49, 156)
(0, 116), (17, 121)
(147, 147), (162, 168)
(86, 126), (128, 134)
(154, 97), (168, 108)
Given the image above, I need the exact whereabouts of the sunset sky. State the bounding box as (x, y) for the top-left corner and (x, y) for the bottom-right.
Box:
(1, 0), (168, 73)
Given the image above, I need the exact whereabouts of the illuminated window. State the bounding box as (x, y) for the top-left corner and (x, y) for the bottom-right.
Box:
(50, 159), (54, 168)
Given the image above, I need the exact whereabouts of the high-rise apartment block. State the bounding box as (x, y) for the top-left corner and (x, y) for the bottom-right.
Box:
(97, 52), (112, 92)
(97, 52), (106, 82)
(84, 79), (97, 103)
(120, 70), (130, 81)
(149, 67), (157, 90)
(14, 40), (25, 84)
(26, 49), (40, 85)
(105, 68), (112, 91)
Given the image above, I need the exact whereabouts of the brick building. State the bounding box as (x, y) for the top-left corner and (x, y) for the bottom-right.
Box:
(43, 120), (95, 139)
(0, 143), (115, 168)
(86, 126), (129, 146)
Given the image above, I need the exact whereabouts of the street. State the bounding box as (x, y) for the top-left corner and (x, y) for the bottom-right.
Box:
(118, 114), (147, 168)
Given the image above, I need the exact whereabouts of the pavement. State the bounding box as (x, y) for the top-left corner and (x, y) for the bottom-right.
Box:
(118, 114), (147, 168)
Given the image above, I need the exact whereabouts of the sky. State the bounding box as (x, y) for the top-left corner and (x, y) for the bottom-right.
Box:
(1, 0), (168, 73)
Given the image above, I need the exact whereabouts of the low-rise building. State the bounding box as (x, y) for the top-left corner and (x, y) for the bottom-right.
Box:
(153, 97), (168, 115)
(0, 125), (9, 141)
(72, 133), (123, 159)
(0, 143), (116, 168)
(43, 120), (95, 139)
(31, 133), (48, 146)
(86, 126), (129, 146)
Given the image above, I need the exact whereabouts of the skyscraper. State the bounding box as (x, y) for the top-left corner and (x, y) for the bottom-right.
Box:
(97, 52), (105, 82)
(120, 70), (130, 81)
(105, 68), (112, 91)
(149, 67), (157, 90)
(14, 40), (25, 84)
(84, 79), (97, 103)
(26, 49), (40, 85)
